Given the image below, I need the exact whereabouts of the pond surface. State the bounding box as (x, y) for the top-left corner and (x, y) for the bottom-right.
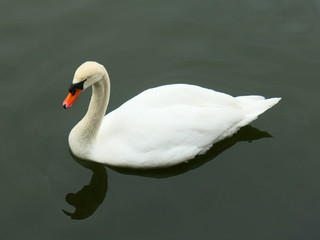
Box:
(1, 0), (320, 239)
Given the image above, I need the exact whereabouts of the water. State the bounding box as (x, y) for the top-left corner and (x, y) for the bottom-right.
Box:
(1, 0), (320, 239)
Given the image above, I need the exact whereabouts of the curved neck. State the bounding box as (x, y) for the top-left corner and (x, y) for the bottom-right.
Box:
(84, 72), (110, 136)
(69, 71), (110, 156)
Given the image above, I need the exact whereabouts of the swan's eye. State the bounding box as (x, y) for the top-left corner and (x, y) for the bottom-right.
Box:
(68, 79), (87, 94)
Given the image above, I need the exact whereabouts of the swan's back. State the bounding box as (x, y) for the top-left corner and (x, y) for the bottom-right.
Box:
(120, 84), (237, 109)
(91, 84), (280, 168)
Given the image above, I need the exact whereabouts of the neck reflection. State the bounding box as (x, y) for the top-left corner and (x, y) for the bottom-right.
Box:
(63, 157), (108, 220)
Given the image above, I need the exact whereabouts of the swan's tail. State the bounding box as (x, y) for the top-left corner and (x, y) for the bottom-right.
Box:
(236, 95), (281, 127)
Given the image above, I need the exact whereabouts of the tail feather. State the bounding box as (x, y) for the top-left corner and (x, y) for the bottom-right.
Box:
(236, 95), (281, 127)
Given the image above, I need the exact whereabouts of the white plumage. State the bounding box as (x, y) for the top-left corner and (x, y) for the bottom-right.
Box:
(63, 61), (280, 169)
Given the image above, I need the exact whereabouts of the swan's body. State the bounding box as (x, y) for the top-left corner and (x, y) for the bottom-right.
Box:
(63, 61), (280, 168)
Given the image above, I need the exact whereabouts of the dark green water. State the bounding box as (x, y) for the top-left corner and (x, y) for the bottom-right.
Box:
(1, 0), (320, 239)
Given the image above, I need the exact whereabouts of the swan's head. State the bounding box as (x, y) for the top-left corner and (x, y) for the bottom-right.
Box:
(63, 61), (106, 109)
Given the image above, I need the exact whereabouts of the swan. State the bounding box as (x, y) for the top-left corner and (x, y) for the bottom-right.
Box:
(63, 61), (280, 169)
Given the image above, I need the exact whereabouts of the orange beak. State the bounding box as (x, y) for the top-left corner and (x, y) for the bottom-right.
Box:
(63, 89), (82, 109)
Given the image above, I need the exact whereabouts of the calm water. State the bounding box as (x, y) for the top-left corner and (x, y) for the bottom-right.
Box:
(1, 0), (320, 239)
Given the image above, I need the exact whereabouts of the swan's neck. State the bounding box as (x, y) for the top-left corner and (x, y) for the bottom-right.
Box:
(69, 72), (110, 158)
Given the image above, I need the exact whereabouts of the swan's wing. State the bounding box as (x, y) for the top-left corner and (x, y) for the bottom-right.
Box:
(92, 85), (244, 168)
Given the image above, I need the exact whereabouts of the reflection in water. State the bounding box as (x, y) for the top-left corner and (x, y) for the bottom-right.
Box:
(63, 157), (108, 220)
(63, 125), (271, 219)
(111, 125), (272, 178)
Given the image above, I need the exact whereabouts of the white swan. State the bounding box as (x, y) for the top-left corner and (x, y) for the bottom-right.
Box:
(63, 61), (280, 168)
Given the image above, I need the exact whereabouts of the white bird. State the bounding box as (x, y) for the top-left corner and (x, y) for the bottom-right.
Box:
(63, 61), (280, 169)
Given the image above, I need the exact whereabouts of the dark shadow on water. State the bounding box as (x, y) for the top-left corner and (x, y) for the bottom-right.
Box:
(109, 125), (272, 178)
(63, 156), (108, 220)
(63, 125), (271, 219)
